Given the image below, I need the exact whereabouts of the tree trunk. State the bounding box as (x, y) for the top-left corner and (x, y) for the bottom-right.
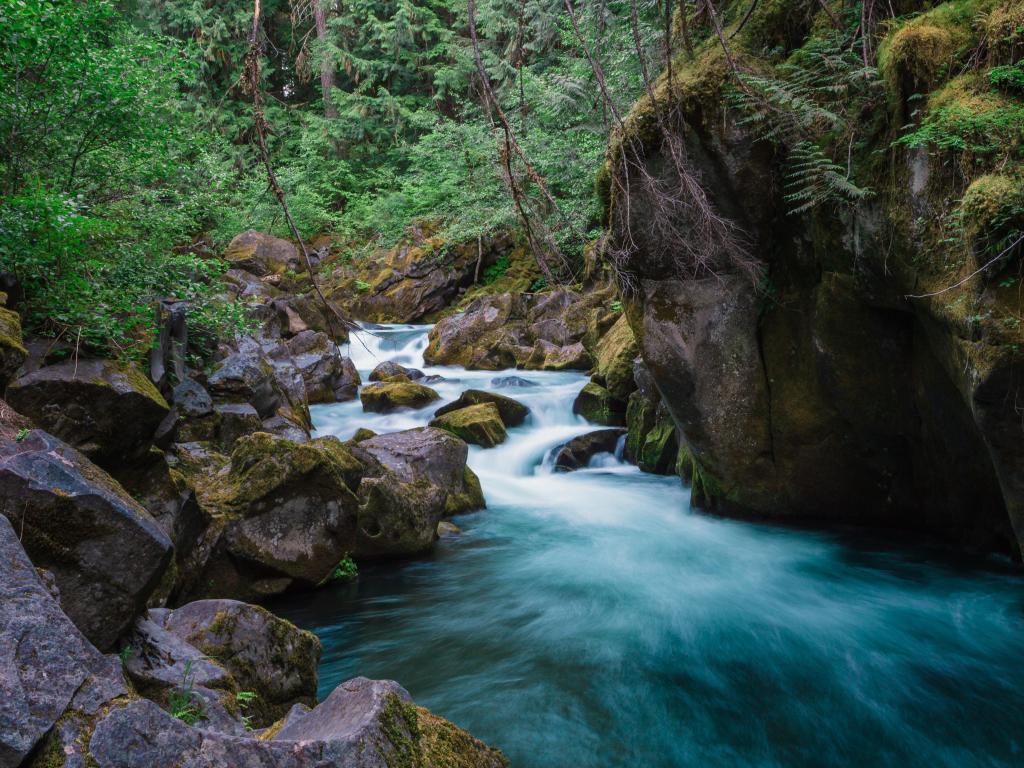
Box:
(314, 1), (338, 119)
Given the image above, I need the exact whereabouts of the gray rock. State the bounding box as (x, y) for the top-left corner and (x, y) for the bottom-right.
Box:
(6, 358), (170, 468)
(160, 599), (320, 728)
(0, 429), (172, 650)
(213, 403), (262, 449)
(491, 375), (537, 388)
(207, 352), (281, 420)
(0, 515), (127, 767)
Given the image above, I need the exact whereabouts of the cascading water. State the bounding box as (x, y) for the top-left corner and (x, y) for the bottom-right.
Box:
(275, 323), (1024, 768)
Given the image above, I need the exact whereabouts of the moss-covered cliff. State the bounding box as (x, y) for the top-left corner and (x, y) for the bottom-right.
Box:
(608, 0), (1024, 556)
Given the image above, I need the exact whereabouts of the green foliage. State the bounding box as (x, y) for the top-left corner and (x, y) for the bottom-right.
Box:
(988, 63), (1024, 93)
(482, 255), (511, 285)
(15, 428), (28, 442)
(168, 660), (207, 725)
(331, 555), (358, 581)
(731, 29), (882, 214)
(236, 690), (258, 730)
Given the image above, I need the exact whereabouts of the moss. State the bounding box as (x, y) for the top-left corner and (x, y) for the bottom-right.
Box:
(378, 692), (423, 768)
(416, 706), (509, 768)
(446, 466), (485, 516)
(984, 0), (1024, 62)
(429, 403), (507, 448)
(958, 173), (1024, 239)
(360, 381), (440, 413)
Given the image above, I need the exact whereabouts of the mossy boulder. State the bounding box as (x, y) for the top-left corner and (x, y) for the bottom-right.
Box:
(369, 360), (424, 381)
(352, 427), (486, 517)
(224, 230), (301, 277)
(573, 381), (627, 426)
(286, 330), (360, 403)
(0, 305), (27, 387)
(7, 358), (170, 468)
(159, 599), (320, 728)
(0, 429), (173, 650)
(591, 314), (638, 400)
(183, 432), (364, 600)
(360, 380), (440, 412)
(430, 402), (508, 448)
(435, 389), (530, 427)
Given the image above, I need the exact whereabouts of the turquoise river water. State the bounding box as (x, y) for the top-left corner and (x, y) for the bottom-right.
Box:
(275, 323), (1024, 768)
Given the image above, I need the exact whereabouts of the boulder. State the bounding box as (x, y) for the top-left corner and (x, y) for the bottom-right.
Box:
(0, 429), (172, 650)
(214, 402), (263, 449)
(159, 599), (320, 727)
(355, 471), (448, 557)
(430, 402), (508, 448)
(224, 230), (301, 277)
(79, 676), (507, 768)
(526, 339), (593, 371)
(165, 378), (220, 443)
(0, 514), (128, 766)
(182, 432), (362, 601)
(360, 380), (440, 413)
(624, 361), (679, 475)
(353, 427), (485, 516)
(0, 306), (27, 387)
(434, 389), (530, 427)
(6, 358), (170, 467)
(206, 352), (282, 420)
(573, 381), (627, 426)
(369, 360), (425, 381)
(287, 331), (360, 403)
(591, 314), (638, 400)
(553, 428), (626, 471)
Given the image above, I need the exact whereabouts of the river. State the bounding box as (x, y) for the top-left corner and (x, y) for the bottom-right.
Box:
(274, 323), (1024, 768)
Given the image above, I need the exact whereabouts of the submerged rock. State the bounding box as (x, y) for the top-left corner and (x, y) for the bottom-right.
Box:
(491, 375), (537, 388)
(7, 358), (170, 468)
(430, 402), (508, 448)
(0, 428), (172, 650)
(360, 380), (440, 413)
(553, 429), (626, 471)
(434, 389), (530, 427)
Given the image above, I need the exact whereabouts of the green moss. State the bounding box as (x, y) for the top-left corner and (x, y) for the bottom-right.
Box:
(416, 706), (509, 768)
(429, 403), (507, 448)
(378, 692), (423, 768)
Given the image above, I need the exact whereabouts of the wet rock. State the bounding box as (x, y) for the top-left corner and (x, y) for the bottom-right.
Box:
(7, 358), (170, 468)
(526, 339), (593, 371)
(0, 514), (127, 766)
(491, 375), (537, 388)
(369, 360), (425, 381)
(437, 520), (462, 536)
(573, 381), (627, 426)
(434, 389), (530, 427)
(430, 402), (507, 448)
(223, 230), (301, 277)
(355, 471), (448, 557)
(159, 599), (320, 727)
(553, 429), (626, 471)
(0, 429), (172, 650)
(360, 380), (440, 413)
(182, 433), (362, 601)
(353, 427), (485, 516)
(624, 361), (678, 475)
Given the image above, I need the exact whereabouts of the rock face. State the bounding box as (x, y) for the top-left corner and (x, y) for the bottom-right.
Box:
(430, 402), (508, 448)
(434, 389), (530, 427)
(553, 429), (626, 471)
(591, 314), (638, 401)
(0, 428), (172, 650)
(424, 289), (616, 370)
(353, 427), (486, 517)
(573, 381), (626, 426)
(608, 18), (1023, 556)
(7, 358), (170, 468)
(159, 599), (320, 727)
(360, 380), (440, 413)
(329, 225), (514, 323)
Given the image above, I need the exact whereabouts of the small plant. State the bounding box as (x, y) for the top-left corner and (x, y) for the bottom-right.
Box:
(168, 660), (207, 725)
(15, 428), (29, 442)
(354, 279), (371, 293)
(482, 255), (510, 285)
(118, 645), (134, 664)
(236, 690), (258, 730)
(528, 276), (547, 293)
(610, 299), (623, 312)
(331, 555), (358, 582)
